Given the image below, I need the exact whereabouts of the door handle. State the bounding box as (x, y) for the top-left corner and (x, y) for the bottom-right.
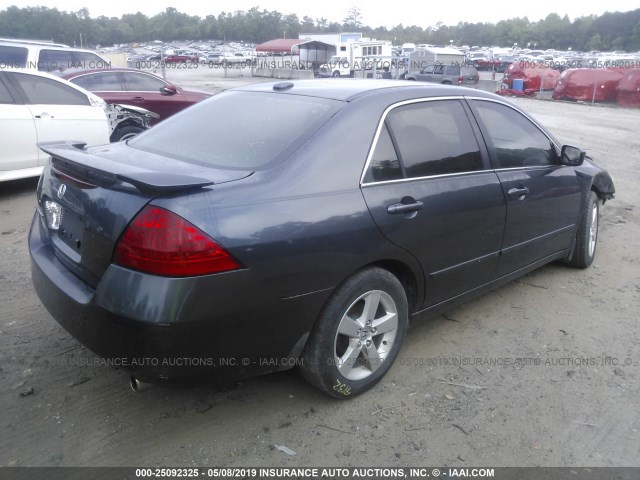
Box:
(132, 96), (145, 102)
(508, 186), (529, 198)
(34, 113), (53, 119)
(387, 200), (424, 215)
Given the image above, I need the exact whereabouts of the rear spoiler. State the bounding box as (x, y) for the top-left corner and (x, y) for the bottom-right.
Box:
(39, 141), (216, 195)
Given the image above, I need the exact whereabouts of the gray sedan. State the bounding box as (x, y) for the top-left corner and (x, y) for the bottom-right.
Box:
(30, 80), (614, 398)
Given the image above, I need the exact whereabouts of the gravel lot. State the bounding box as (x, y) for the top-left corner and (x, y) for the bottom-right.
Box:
(1, 72), (639, 467)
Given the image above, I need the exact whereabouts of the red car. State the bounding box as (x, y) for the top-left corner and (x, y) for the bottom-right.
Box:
(164, 54), (199, 63)
(57, 68), (210, 123)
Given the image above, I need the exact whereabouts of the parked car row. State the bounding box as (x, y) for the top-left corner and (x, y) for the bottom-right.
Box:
(1, 39), (214, 182)
(53, 68), (210, 123)
(0, 69), (110, 182)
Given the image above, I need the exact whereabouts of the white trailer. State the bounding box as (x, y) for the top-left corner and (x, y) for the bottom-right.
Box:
(318, 40), (393, 77)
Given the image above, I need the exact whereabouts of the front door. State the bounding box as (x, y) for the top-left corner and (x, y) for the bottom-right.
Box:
(470, 99), (583, 275)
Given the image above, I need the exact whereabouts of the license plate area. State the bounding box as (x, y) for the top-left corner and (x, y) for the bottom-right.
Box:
(58, 210), (85, 255)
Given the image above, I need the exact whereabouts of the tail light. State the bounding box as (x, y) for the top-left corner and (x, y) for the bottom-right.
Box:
(114, 206), (241, 277)
(457, 75), (463, 85)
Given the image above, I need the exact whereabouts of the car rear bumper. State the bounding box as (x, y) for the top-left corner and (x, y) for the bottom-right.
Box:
(29, 212), (330, 383)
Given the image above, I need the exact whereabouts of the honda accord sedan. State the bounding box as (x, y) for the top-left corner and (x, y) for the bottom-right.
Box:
(29, 79), (614, 398)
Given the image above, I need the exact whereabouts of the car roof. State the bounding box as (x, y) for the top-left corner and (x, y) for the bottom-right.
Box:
(0, 38), (70, 48)
(234, 79), (496, 102)
(1, 66), (75, 79)
(56, 67), (158, 80)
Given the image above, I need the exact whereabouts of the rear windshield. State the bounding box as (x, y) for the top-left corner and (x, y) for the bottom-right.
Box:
(0, 46), (28, 67)
(129, 91), (342, 170)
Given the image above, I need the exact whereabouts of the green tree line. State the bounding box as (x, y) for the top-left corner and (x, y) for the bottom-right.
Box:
(1, 5), (639, 51)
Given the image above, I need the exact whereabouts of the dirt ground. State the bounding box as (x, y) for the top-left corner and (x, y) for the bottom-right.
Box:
(1, 72), (639, 468)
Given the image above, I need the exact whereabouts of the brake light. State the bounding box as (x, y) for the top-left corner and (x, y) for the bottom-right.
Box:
(114, 206), (241, 277)
(457, 75), (463, 85)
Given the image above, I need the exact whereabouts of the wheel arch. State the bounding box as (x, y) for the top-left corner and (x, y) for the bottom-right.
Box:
(305, 258), (422, 338)
(590, 173), (615, 204)
(368, 259), (420, 314)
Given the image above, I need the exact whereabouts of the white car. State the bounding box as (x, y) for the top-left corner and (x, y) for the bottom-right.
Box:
(0, 68), (111, 182)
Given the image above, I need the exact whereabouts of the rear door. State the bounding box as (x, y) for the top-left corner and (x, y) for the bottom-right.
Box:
(0, 73), (39, 173)
(10, 73), (110, 161)
(469, 99), (582, 275)
(361, 98), (506, 308)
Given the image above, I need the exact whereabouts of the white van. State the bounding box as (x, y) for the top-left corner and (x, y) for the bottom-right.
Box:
(0, 38), (110, 72)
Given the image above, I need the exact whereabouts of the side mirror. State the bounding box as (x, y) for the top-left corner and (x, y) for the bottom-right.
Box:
(561, 145), (585, 166)
(160, 85), (178, 96)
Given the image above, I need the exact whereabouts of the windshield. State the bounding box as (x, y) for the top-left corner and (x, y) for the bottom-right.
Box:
(129, 91), (341, 170)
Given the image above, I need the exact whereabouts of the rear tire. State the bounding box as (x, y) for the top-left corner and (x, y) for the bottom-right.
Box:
(568, 191), (599, 268)
(299, 267), (408, 398)
(332, 71), (340, 78)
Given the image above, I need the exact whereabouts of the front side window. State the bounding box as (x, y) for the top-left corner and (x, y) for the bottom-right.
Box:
(472, 100), (558, 168)
(13, 73), (89, 105)
(122, 72), (166, 92)
(71, 72), (123, 91)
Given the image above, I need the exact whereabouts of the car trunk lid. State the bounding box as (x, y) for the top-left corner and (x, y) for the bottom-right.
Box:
(36, 141), (252, 287)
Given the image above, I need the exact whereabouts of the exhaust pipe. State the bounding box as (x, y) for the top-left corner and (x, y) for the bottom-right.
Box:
(129, 376), (152, 393)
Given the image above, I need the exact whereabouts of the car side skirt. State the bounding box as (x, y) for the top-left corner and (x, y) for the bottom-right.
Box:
(411, 249), (569, 322)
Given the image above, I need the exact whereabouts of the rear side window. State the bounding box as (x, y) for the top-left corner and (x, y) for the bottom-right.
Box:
(12, 73), (89, 105)
(472, 100), (557, 168)
(74, 52), (109, 68)
(72, 72), (123, 91)
(129, 91), (341, 170)
(363, 100), (483, 183)
(386, 100), (482, 178)
(364, 124), (402, 183)
(38, 49), (75, 71)
(0, 46), (28, 68)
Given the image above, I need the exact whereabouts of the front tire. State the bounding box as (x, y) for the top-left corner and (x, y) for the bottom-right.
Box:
(332, 71), (340, 78)
(300, 267), (408, 398)
(568, 191), (599, 268)
(110, 125), (145, 142)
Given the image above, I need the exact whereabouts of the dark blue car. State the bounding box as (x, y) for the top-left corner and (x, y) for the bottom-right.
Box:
(29, 80), (614, 398)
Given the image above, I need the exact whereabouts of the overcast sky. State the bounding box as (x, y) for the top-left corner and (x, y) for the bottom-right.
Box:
(4, 1), (639, 29)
